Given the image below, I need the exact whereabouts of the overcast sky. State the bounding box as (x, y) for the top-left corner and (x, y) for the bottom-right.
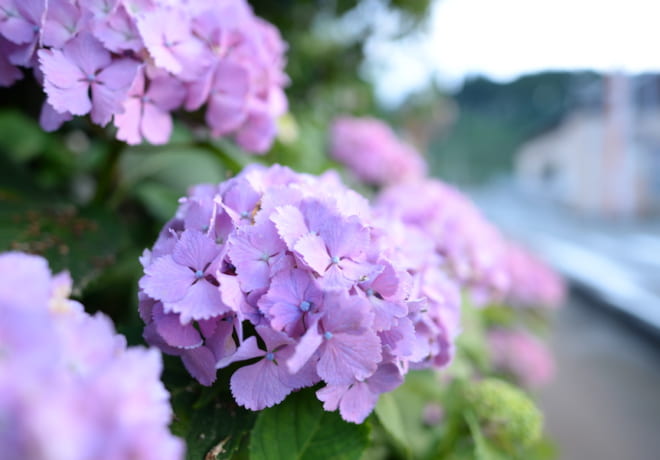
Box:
(365, 0), (660, 105)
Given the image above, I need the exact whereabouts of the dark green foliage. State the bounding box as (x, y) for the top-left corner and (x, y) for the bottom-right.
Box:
(250, 388), (370, 460)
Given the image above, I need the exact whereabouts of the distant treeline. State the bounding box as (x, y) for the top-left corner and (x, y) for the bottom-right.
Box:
(430, 71), (603, 184)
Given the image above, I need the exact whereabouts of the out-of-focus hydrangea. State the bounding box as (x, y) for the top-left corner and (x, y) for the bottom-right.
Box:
(464, 378), (542, 451)
(0, 252), (184, 460)
(138, 164), (461, 423)
(376, 179), (510, 306)
(329, 116), (426, 186)
(503, 243), (565, 309)
(0, 0), (287, 153)
(487, 329), (555, 388)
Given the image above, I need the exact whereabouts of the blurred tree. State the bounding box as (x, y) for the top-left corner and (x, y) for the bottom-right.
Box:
(429, 71), (602, 184)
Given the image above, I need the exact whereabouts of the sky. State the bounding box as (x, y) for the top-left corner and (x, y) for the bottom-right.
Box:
(364, 0), (660, 106)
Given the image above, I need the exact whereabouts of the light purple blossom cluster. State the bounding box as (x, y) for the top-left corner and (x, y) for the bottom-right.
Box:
(0, 0), (287, 152)
(329, 116), (427, 186)
(376, 179), (511, 307)
(502, 243), (565, 309)
(487, 329), (555, 388)
(0, 252), (183, 460)
(138, 164), (460, 423)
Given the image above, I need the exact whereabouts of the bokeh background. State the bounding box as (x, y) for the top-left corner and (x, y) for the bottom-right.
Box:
(2, 1), (660, 458)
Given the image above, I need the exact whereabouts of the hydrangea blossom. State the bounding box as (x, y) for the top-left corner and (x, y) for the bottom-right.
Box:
(0, 0), (287, 153)
(0, 252), (184, 460)
(502, 242), (565, 309)
(329, 116), (426, 186)
(376, 179), (510, 306)
(488, 329), (555, 388)
(139, 164), (461, 423)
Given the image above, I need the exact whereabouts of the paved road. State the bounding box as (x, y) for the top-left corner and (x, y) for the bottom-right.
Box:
(539, 292), (660, 460)
(472, 182), (660, 333)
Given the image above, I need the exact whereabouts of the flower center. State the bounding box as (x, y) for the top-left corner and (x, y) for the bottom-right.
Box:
(366, 288), (374, 297)
(265, 352), (275, 361)
(323, 331), (333, 340)
(330, 256), (340, 264)
(299, 300), (311, 312)
(194, 270), (204, 279)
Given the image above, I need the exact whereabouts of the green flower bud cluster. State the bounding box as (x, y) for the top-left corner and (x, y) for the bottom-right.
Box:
(465, 378), (542, 452)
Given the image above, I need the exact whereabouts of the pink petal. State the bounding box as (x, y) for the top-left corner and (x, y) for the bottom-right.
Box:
(318, 264), (354, 291)
(141, 102), (172, 145)
(169, 280), (228, 323)
(38, 49), (91, 116)
(181, 346), (217, 386)
(216, 336), (262, 369)
(91, 58), (139, 125)
(206, 92), (248, 136)
(235, 108), (276, 154)
(230, 359), (292, 410)
(293, 233), (330, 275)
(1, 16), (35, 44)
(204, 317), (237, 362)
(366, 363), (404, 394)
(172, 229), (221, 270)
(140, 255), (194, 303)
(153, 305), (203, 349)
(114, 97), (143, 144)
(63, 33), (112, 77)
(147, 75), (185, 111)
(39, 101), (71, 132)
(0, 38), (22, 86)
(92, 6), (142, 53)
(287, 321), (323, 375)
(42, 0), (82, 48)
(218, 273), (250, 317)
(317, 331), (381, 385)
(323, 293), (373, 333)
(316, 384), (348, 412)
(322, 215), (369, 258)
(338, 382), (378, 424)
(270, 205), (307, 249)
(184, 66), (213, 110)
(276, 342), (320, 389)
(96, 57), (139, 91)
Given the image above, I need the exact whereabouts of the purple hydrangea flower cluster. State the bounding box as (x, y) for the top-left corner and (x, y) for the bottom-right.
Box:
(376, 179), (511, 307)
(0, 0), (287, 152)
(502, 243), (565, 309)
(487, 329), (555, 388)
(139, 164), (460, 423)
(329, 116), (427, 186)
(0, 252), (184, 460)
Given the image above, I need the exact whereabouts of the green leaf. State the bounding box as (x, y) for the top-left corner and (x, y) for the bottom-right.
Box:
(249, 388), (370, 460)
(374, 392), (411, 458)
(183, 396), (257, 460)
(465, 412), (507, 460)
(372, 370), (447, 459)
(0, 195), (125, 292)
(133, 182), (183, 222)
(120, 147), (226, 191)
(0, 109), (49, 162)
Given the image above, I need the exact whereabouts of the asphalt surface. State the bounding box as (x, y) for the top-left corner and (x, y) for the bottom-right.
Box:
(538, 292), (660, 460)
(472, 182), (660, 332)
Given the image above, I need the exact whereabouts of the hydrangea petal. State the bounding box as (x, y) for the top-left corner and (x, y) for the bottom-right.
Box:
(153, 305), (203, 349)
(141, 255), (195, 303)
(230, 358), (292, 410)
(169, 280), (227, 323)
(181, 346), (217, 386)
